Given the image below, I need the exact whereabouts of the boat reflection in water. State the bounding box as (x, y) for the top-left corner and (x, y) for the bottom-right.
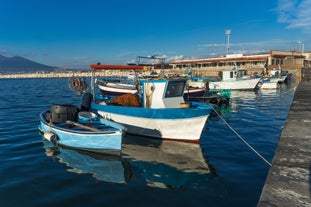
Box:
(43, 141), (132, 184)
(122, 135), (215, 189)
(42, 135), (215, 188)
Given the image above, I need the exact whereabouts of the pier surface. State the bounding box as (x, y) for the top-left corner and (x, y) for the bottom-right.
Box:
(257, 73), (311, 206)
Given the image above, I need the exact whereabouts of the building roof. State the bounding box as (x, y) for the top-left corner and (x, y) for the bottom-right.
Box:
(171, 54), (269, 65)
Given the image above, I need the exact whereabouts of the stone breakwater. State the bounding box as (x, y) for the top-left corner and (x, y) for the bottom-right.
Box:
(0, 71), (98, 79)
(0, 67), (304, 79)
(0, 70), (165, 79)
(0, 69), (170, 79)
(0, 71), (139, 79)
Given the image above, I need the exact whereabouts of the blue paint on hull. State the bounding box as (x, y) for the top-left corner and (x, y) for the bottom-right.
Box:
(91, 101), (212, 119)
(38, 111), (123, 155)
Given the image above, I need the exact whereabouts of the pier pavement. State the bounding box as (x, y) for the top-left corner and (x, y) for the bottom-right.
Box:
(257, 68), (311, 206)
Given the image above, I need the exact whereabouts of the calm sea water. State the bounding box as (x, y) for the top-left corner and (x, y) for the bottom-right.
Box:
(0, 78), (296, 207)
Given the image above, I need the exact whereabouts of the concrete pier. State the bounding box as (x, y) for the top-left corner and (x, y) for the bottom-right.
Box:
(257, 69), (311, 206)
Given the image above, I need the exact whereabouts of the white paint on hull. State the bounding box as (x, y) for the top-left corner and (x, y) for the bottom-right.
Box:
(209, 78), (260, 90)
(98, 111), (208, 141)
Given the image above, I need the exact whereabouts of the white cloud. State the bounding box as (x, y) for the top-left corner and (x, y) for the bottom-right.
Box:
(276, 0), (311, 32)
(199, 39), (303, 53)
(199, 43), (227, 47)
(0, 49), (8, 55)
(160, 54), (185, 62)
(200, 42), (269, 48)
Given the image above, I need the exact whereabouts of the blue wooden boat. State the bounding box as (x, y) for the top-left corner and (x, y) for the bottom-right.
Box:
(38, 104), (126, 156)
(88, 64), (214, 143)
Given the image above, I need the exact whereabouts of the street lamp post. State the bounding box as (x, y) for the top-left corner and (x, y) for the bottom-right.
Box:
(298, 40), (304, 53)
(225, 29), (231, 55)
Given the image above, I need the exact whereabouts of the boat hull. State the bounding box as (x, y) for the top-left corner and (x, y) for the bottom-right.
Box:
(91, 102), (211, 142)
(97, 82), (205, 100)
(260, 78), (280, 89)
(38, 112), (123, 155)
(209, 78), (261, 90)
(98, 83), (137, 96)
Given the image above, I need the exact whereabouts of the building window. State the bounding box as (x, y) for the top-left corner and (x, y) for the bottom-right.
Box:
(230, 71), (234, 78)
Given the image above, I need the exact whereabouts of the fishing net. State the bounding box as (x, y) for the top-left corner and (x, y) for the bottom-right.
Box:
(110, 94), (142, 107)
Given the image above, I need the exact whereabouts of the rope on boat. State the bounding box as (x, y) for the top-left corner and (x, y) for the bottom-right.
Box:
(209, 105), (272, 167)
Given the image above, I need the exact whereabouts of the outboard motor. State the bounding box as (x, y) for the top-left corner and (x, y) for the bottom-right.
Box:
(81, 92), (93, 111)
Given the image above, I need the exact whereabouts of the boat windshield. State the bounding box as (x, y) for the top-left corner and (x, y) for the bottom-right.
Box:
(165, 81), (185, 98)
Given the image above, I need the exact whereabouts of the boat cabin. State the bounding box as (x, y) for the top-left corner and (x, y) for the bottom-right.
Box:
(221, 69), (250, 81)
(140, 79), (187, 109)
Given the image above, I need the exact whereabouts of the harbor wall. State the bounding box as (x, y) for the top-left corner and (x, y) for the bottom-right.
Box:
(257, 67), (311, 206)
(0, 66), (304, 79)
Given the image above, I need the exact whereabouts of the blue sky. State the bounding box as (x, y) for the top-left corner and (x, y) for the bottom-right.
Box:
(0, 0), (310, 69)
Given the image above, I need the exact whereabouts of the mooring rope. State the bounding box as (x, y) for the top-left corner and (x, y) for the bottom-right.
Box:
(209, 105), (272, 167)
(279, 85), (297, 96)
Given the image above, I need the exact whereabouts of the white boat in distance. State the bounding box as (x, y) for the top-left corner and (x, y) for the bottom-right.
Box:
(259, 68), (289, 89)
(260, 80), (279, 89)
(209, 69), (261, 90)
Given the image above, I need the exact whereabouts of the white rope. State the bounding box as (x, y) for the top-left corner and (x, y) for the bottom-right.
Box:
(279, 85), (297, 96)
(210, 105), (272, 167)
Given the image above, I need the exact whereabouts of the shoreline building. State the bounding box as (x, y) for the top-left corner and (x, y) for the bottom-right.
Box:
(170, 50), (307, 76)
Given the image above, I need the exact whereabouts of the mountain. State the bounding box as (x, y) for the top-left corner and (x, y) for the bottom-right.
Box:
(0, 55), (58, 73)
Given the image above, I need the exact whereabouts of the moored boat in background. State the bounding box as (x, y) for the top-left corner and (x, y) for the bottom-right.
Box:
(257, 68), (289, 89)
(209, 68), (261, 90)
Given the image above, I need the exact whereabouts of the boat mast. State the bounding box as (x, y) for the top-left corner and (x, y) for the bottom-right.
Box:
(136, 55), (165, 76)
(91, 67), (95, 101)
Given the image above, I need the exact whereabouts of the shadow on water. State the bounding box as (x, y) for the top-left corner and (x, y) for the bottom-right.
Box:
(42, 134), (216, 189)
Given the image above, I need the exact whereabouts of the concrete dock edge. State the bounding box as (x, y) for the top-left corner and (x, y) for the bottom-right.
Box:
(257, 80), (311, 206)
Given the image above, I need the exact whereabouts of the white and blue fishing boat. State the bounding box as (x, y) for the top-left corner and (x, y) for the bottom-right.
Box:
(38, 104), (126, 156)
(88, 64), (214, 143)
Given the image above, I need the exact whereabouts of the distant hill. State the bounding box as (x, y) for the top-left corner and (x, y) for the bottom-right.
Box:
(0, 55), (58, 73)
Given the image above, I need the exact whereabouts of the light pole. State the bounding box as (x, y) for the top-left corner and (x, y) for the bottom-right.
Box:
(298, 40), (304, 53)
(225, 29), (231, 55)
